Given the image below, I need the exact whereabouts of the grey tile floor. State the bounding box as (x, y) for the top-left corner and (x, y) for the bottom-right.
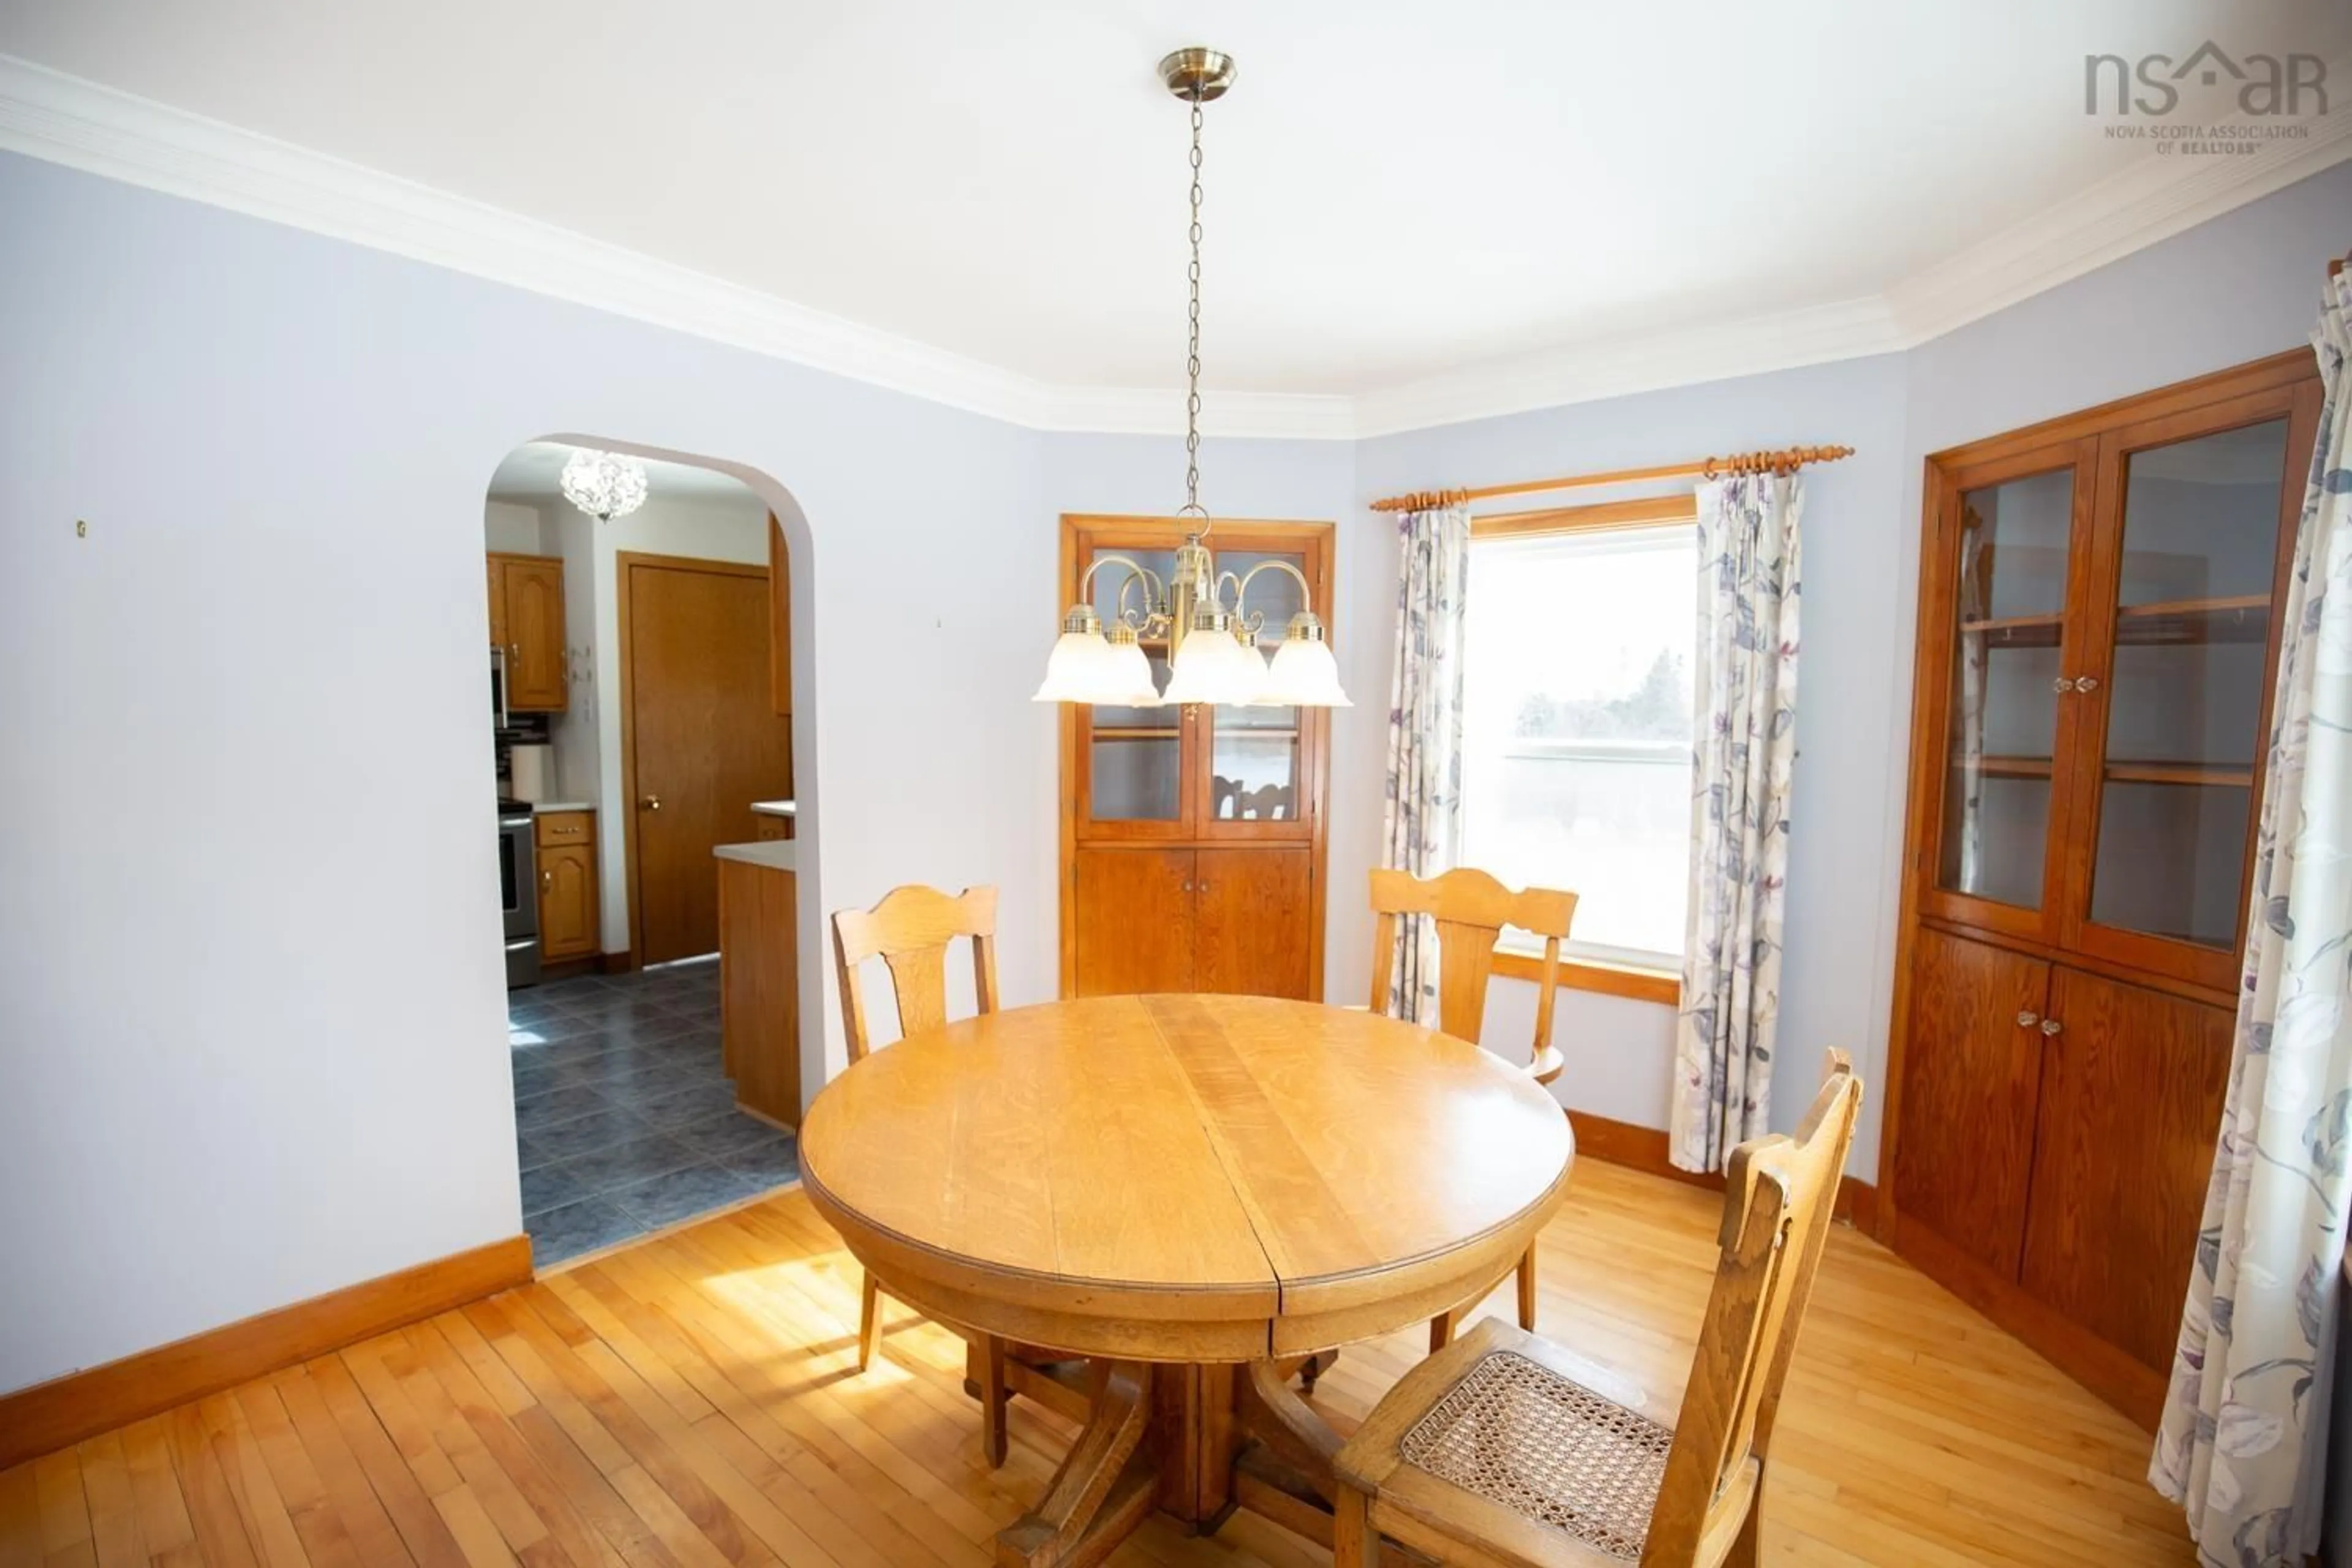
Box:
(508, 957), (798, 1267)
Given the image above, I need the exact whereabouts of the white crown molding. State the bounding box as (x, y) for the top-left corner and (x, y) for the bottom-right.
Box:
(1, 51), (2345, 443)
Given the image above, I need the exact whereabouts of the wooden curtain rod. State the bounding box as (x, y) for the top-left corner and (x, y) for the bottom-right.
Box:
(1371, 443), (1856, 513)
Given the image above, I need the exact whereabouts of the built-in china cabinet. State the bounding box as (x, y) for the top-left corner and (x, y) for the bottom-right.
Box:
(1057, 514), (1335, 1001)
(1882, 349), (2323, 1427)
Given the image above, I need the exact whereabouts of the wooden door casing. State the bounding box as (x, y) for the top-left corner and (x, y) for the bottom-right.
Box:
(486, 557), (509, 650)
(2018, 968), (2231, 1371)
(538, 843), (598, 960)
(768, 513), (793, 719)
(1073, 848), (1195, 995)
(621, 554), (794, 966)
(500, 557), (568, 710)
(1194, 848), (1313, 999)
(1889, 929), (2049, 1281)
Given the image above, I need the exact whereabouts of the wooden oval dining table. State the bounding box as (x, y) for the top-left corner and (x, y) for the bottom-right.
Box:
(799, 991), (1575, 1566)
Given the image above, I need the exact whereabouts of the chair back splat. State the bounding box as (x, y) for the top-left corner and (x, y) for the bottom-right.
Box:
(1368, 867), (1576, 1082)
(831, 885), (1000, 1060)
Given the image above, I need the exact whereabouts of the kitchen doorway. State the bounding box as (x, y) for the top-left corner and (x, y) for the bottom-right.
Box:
(481, 440), (809, 1269)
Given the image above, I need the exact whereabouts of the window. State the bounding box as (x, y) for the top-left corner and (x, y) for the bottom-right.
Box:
(1460, 510), (1699, 971)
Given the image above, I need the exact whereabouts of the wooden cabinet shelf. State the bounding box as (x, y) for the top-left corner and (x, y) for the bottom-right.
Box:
(2103, 761), (2253, 787)
(1093, 726), (1182, 740)
(1958, 593), (2273, 650)
(1889, 349), (2322, 1430)
(1954, 755), (2252, 787)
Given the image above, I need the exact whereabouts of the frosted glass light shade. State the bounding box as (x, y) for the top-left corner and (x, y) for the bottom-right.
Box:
(1031, 629), (1127, 703)
(1163, 625), (1268, 706)
(1104, 637), (1164, 707)
(1261, 635), (1352, 707)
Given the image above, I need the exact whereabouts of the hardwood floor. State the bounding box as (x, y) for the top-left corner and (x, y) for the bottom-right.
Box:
(0, 1163), (2194, 1566)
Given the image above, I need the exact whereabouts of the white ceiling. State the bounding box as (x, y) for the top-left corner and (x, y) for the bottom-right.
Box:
(0, 1), (2345, 421)
(487, 442), (761, 506)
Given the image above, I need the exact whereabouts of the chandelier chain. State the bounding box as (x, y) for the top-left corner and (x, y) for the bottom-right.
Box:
(1184, 94), (1204, 523)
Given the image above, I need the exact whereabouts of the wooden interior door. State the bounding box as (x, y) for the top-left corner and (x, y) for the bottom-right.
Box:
(1194, 848), (1312, 998)
(2018, 968), (2230, 1371)
(1890, 929), (2051, 1280)
(625, 556), (793, 965)
(502, 558), (568, 710)
(1073, 848), (1194, 995)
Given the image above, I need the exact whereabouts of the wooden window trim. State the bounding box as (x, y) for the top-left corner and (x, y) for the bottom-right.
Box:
(1468, 492), (1698, 540)
(1492, 948), (1681, 1006)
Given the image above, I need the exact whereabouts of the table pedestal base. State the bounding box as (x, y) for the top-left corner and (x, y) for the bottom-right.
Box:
(973, 1346), (1349, 1567)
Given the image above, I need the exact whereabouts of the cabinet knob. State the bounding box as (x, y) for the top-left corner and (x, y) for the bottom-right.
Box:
(2040, 1017), (2064, 1036)
(640, 794), (662, 813)
(2075, 674), (2100, 693)
(2051, 676), (2075, 693)
(2015, 1011), (2040, 1028)
(541, 870), (552, 888)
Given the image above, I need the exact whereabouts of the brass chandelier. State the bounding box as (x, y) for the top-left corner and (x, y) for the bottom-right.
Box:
(1033, 48), (1349, 710)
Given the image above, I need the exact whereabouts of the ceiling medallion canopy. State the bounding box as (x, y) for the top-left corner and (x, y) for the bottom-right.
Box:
(1033, 49), (1348, 710)
(559, 448), (650, 522)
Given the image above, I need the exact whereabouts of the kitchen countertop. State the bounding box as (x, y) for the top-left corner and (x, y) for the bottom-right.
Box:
(714, 840), (796, 872)
(533, 801), (595, 814)
(750, 799), (796, 817)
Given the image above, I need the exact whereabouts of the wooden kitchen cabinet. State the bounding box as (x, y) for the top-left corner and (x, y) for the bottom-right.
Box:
(488, 552), (567, 712)
(534, 810), (598, 961)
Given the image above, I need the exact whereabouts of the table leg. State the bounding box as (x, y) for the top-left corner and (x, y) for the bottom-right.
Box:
(996, 1360), (1157, 1568)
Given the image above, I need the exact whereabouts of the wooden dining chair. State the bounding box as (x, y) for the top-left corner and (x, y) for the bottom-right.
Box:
(830, 883), (1010, 1464)
(1329, 1053), (1863, 1568)
(1368, 866), (1577, 1346)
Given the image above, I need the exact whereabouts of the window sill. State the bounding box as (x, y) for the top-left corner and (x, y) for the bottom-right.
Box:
(1491, 949), (1681, 1006)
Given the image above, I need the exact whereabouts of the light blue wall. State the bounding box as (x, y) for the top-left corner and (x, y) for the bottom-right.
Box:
(0, 141), (2344, 1393)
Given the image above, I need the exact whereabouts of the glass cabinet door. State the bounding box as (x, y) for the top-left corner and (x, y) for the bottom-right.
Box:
(2071, 409), (2297, 974)
(1202, 548), (1313, 838)
(1079, 545), (1185, 829)
(1929, 452), (2085, 932)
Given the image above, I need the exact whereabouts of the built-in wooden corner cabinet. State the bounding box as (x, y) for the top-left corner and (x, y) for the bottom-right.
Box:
(487, 552), (567, 711)
(1057, 514), (1335, 1001)
(1883, 350), (2322, 1428)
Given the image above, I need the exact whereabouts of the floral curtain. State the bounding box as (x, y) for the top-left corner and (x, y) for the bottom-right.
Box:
(1672, 473), (1803, 1174)
(1381, 503), (1471, 1022)
(2152, 265), (2352, 1566)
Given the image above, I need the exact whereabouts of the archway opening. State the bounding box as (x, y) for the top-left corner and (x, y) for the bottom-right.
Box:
(481, 437), (815, 1269)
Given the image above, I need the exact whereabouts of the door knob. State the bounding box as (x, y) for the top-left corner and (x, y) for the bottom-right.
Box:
(640, 794), (663, 812)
